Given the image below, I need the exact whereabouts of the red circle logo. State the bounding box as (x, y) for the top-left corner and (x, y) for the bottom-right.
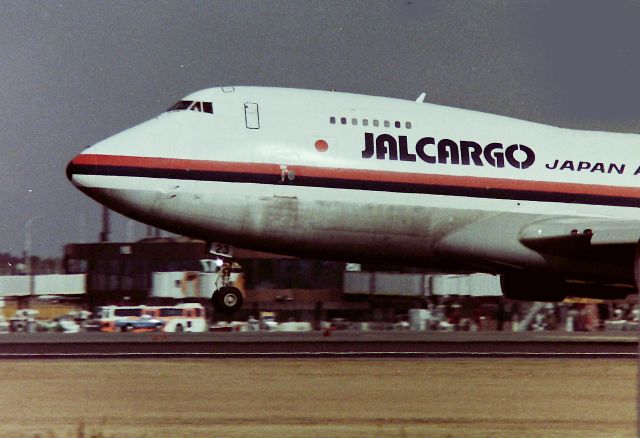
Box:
(315, 139), (329, 152)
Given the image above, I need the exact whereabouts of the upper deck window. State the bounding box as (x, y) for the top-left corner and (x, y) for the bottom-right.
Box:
(167, 100), (213, 114)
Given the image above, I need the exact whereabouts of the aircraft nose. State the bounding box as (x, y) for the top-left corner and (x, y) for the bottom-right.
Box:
(66, 150), (96, 187)
(65, 158), (75, 181)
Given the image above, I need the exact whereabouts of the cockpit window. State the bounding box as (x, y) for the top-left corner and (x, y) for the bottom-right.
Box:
(167, 100), (193, 111)
(167, 100), (213, 114)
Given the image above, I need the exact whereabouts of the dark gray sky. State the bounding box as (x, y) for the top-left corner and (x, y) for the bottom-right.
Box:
(2, 0), (640, 257)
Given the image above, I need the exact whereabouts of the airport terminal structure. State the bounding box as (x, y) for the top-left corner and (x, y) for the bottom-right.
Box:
(0, 234), (636, 333)
(0, 236), (506, 323)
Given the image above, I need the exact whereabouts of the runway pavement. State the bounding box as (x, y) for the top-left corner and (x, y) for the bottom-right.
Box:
(0, 330), (636, 358)
(1, 331), (635, 437)
(2, 358), (635, 437)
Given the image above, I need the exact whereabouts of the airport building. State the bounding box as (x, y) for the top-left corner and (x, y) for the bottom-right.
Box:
(0, 237), (506, 326)
(2, 236), (631, 332)
(60, 237), (502, 324)
(62, 238), (368, 322)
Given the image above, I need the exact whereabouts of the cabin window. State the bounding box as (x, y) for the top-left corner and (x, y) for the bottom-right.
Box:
(324, 116), (412, 129)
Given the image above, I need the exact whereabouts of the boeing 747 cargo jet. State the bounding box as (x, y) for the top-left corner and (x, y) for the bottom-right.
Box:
(67, 86), (640, 313)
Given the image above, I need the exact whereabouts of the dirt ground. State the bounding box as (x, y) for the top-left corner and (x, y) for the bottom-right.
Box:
(0, 358), (635, 437)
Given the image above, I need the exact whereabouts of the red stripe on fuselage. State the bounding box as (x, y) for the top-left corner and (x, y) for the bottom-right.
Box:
(73, 153), (640, 199)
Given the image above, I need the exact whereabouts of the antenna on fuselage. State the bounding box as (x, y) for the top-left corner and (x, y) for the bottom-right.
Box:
(415, 92), (426, 103)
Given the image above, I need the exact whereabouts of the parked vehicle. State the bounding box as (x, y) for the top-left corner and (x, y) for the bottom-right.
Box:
(95, 306), (163, 332)
(0, 316), (9, 334)
(95, 303), (206, 333)
(57, 317), (81, 333)
(259, 312), (278, 331)
(10, 309), (38, 333)
(142, 303), (207, 333)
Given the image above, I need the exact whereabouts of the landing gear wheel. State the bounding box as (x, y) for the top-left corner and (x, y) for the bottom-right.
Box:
(212, 286), (244, 314)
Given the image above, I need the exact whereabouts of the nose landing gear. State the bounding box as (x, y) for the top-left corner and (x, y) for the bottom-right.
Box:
(213, 285), (244, 314)
(211, 260), (244, 314)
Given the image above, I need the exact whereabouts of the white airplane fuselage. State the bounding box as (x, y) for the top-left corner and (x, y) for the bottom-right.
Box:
(67, 86), (640, 298)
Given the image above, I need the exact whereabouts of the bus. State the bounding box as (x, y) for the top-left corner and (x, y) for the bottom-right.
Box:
(96, 303), (207, 333)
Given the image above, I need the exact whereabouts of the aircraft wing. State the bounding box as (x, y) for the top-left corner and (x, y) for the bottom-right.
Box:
(519, 217), (640, 249)
(513, 216), (640, 276)
(435, 214), (640, 270)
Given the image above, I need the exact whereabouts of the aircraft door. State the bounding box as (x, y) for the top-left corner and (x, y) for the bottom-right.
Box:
(244, 102), (260, 129)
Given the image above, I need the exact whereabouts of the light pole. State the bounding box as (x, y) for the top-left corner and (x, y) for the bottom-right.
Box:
(23, 216), (43, 308)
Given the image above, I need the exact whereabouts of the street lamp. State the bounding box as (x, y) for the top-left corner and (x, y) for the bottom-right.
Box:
(23, 216), (43, 307)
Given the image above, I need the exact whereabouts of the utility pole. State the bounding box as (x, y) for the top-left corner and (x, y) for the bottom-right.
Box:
(99, 206), (110, 243)
(23, 216), (43, 308)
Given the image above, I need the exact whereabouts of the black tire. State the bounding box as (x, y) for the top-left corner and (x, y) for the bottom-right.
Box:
(175, 324), (184, 333)
(212, 286), (244, 314)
